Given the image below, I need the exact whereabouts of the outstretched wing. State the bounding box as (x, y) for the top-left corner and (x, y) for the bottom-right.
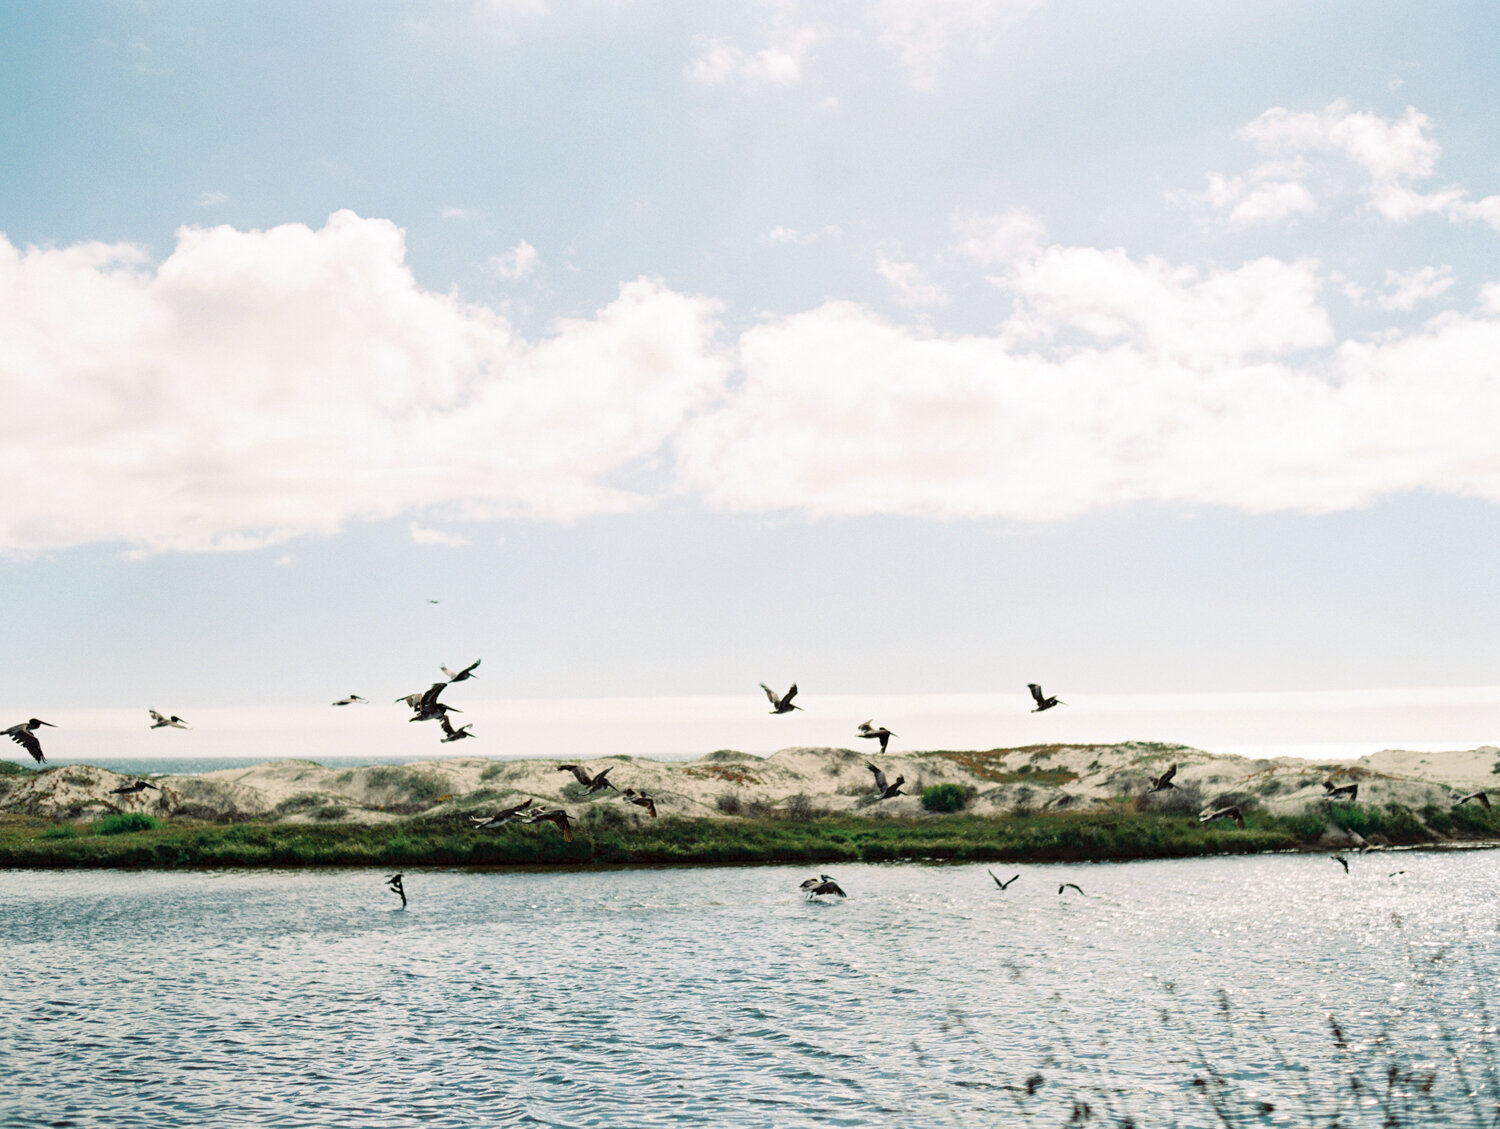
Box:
(1157, 763), (1178, 788)
(783, 683), (799, 706)
(418, 682), (447, 711)
(6, 728), (44, 763)
(1028, 684), (1046, 707)
(760, 682), (781, 709)
(866, 763), (888, 793)
(560, 764), (591, 787)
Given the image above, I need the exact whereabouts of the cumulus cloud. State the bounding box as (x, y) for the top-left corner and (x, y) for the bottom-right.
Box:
(868, 0), (1048, 89)
(876, 253), (948, 308)
(410, 522), (470, 547)
(196, 191), (228, 208)
(0, 211), (726, 553)
(1377, 265), (1454, 311)
(488, 239), (540, 280)
(761, 224), (842, 246)
(688, 26), (817, 88)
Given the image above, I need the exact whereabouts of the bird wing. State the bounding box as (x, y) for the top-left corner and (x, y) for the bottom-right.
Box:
(460, 659), (480, 677)
(438, 715), (457, 737)
(760, 683), (780, 708)
(1158, 764), (1178, 787)
(783, 683), (799, 705)
(560, 764), (591, 786)
(1480, 792), (1493, 809)
(6, 727), (44, 763)
(866, 763), (888, 793)
(149, 709), (167, 724)
(419, 682), (447, 711)
(1028, 684), (1046, 706)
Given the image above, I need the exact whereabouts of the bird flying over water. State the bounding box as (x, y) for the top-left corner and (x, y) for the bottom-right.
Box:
(761, 683), (801, 714)
(560, 764), (617, 795)
(399, 683), (460, 722)
(800, 875), (846, 898)
(989, 871), (1020, 890)
(527, 808), (574, 841)
(1058, 883), (1084, 896)
(1452, 790), (1491, 809)
(857, 720), (897, 753)
(386, 873), (407, 908)
(438, 715), (475, 743)
(1028, 684), (1064, 712)
(1148, 764), (1178, 793)
(621, 788), (658, 817)
(331, 695), (367, 706)
(470, 799), (534, 829)
(110, 779), (160, 796)
(441, 659), (481, 683)
(148, 710), (190, 730)
(1323, 780), (1358, 802)
(867, 763), (905, 800)
(1198, 804), (1245, 828)
(4, 719), (54, 764)
(1333, 855), (1349, 874)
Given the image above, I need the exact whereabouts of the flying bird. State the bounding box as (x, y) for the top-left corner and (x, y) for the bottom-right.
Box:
(867, 762), (905, 800)
(1148, 764), (1178, 793)
(398, 683), (460, 722)
(1323, 780), (1358, 802)
(438, 716), (475, 743)
(4, 719), (54, 764)
(800, 875), (846, 898)
(621, 788), (658, 817)
(1333, 855), (1349, 874)
(441, 659), (481, 683)
(1199, 805), (1246, 829)
(386, 873), (407, 908)
(560, 764), (617, 795)
(1028, 684), (1064, 713)
(1452, 790), (1491, 809)
(148, 710), (190, 730)
(1058, 883), (1084, 896)
(527, 808), (574, 842)
(856, 720), (897, 754)
(110, 779), (160, 796)
(470, 799), (534, 829)
(331, 695), (367, 706)
(761, 683), (802, 714)
(989, 871), (1020, 890)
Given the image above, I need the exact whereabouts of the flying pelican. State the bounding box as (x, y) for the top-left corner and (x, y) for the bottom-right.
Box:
(1198, 804), (1245, 828)
(148, 710), (190, 730)
(332, 695), (367, 706)
(560, 764), (617, 795)
(110, 780), (160, 796)
(1148, 764), (1178, 793)
(989, 871), (1020, 890)
(1058, 883), (1084, 896)
(438, 716), (475, 743)
(1028, 684), (1064, 713)
(386, 873), (406, 908)
(398, 683), (460, 722)
(4, 719), (54, 764)
(527, 808), (574, 841)
(866, 763), (905, 800)
(800, 875), (846, 898)
(1452, 790), (1491, 809)
(621, 788), (658, 817)
(1333, 855), (1349, 874)
(1323, 780), (1358, 802)
(761, 682), (802, 714)
(469, 799), (534, 829)
(441, 659), (481, 683)
(856, 720), (897, 754)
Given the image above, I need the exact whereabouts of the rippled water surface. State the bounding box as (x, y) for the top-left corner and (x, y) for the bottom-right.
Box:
(3, 851), (1498, 1127)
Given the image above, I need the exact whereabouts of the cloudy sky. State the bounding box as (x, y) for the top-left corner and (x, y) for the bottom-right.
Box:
(3, 0), (1499, 762)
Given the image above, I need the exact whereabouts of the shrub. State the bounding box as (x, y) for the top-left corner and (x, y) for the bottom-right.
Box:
(40, 824), (77, 839)
(921, 783), (969, 813)
(715, 791), (742, 815)
(96, 812), (162, 835)
(784, 794), (816, 821)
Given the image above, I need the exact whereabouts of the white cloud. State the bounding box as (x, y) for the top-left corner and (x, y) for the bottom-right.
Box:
(688, 26), (817, 88)
(868, 0), (1047, 89)
(487, 239), (540, 280)
(876, 253), (948, 308)
(952, 208), (1046, 265)
(1377, 265), (1454, 311)
(0, 211), (727, 553)
(440, 206), (478, 220)
(761, 224), (842, 246)
(196, 191), (228, 208)
(409, 522), (470, 547)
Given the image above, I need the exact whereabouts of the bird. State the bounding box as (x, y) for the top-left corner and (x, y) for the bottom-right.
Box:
(856, 720), (897, 754)
(1199, 804), (1245, 828)
(110, 779), (160, 796)
(621, 788), (658, 817)
(527, 808), (574, 842)
(866, 763), (905, 800)
(1058, 883), (1084, 896)
(331, 695), (367, 706)
(441, 659), (481, 683)
(1452, 790), (1491, 809)
(559, 764), (617, 795)
(800, 875), (846, 898)
(398, 683), (460, 722)
(438, 716), (475, 743)
(1148, 764), (1178, 793)
(989, 871), (1020, 890)
(1323, 780), (1358, 802)
(4, 719), (54, 764)
(1333, 855), (1349, 874)
(469, 799), (534, 829)
(427, 599), (440, 604)
(1028, 684), (1064, 712)
(761, 682), (802, 714)
(1388, 870), (1407, 877)
(386, 873), (406, 908)
(148, 710), (190, 730)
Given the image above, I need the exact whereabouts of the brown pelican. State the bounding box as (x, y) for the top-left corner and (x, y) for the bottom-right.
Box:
(469, 799), (534, 829)
(441, 659), (481, 683)
(1058, 883), (1084, 896)
(1148, 764), (1178, 793)
(857, 720), (897, 753)
(148, 710), (190, 730)
(438, 716), (475, 743)
(1452, 790), (1491, 809)
(761, 682), (802, 714)
(1323, 780), (1358, 802)
(989, 871), (1020, 890)
(527, 808), (574, 841)
(1198, 804), (1245, 828)
(110, 779), (160, 796)
(332, 695), (367, 706)
(867, 763), (905, 800)
(1028, 684), (1064, 712)
(800, 875), (846, 898)
(621, 788), (658, 817)
(386, 873), (406, 907)
(4, 719), (54, 764)
(560, 764), (617, 795)
(398, 683), (460, 722)
(1333, 855), (1349, 874)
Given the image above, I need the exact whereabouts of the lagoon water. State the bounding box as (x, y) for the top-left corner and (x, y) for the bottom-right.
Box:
(2, 851), (1498, 1128)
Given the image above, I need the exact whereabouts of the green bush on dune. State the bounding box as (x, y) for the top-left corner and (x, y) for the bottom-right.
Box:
(920, 784), (969, 813)
(96, 812), (162, 835)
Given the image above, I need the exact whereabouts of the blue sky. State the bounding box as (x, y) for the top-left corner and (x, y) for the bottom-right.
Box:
(3, 1), (1499, 761)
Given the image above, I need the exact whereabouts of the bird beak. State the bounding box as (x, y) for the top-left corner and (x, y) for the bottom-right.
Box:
(38, 720), (56, 727)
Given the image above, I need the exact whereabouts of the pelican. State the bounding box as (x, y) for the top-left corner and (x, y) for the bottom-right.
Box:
(148, 710), (190, 730)
(1148, 764), (1178, 793)
(800, 875), (846, 898)
(470, 799), (534, 829)
(110, 779), (160, 796)
(332, 695), (367, 706)
(621, 788), (658, 817)
(989, 871), (1020, 890)
(856, 720), (897, 754)
(760, 682), (802, 714)
(398, 683), (460, 722)
(1028, 684), (1064, 712)
(527, 808), (574, 842)
(438, 716), (475, 743)
(1198, 804), (1245, 828)
(4, 719), (54, 764)
(867, 763), (905, 800)
(1058, 883), (1084, 896)
(1333, 855), (1349, 874)
(1323, 780), (1358, 802)
(1452, 790), (1491, 809)
(386, 873), (406, 908)
(559, 764), (617, 795)
(441, 659), (481, 683)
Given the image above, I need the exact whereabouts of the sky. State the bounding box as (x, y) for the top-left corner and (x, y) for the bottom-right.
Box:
(3, 0), (1500, 763)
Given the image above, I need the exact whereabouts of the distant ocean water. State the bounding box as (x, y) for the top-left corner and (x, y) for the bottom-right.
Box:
(35, 750), (707, 777)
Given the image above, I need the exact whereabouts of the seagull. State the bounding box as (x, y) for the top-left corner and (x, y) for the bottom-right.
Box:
(1323, 780), (1358, 802)
(110, 779), (160, 796)
(469, 799), (534, 829)
(1058, 883), (1084, 896)
(398, 683), (460, 722)
(4, 719), (54, 764)
(1333, 855), (1349, 874)
(1199, 804), (1246, 828)
(527, 808), (574, 842)
(1388, 870), (1407, 877)
(856, 720), (897, 754)
(989, 871), (1020, 890)
(438, 716), (475, 743)
(761, 682), (802, 714)
(560, 764), (617, 795)
(331, 695), (367, 706)
(386, 873), (406, 908)
(800, 875), (846, 898)
(867, 762), (905, 800)
(621, 788), (658, 817)
(148, 710), (190, 730)
(1028, 684), (1064, 713)
(1148, 764), (1178, 793)
(1452, 790), (1491, 809)
(441, 659), (481, 683)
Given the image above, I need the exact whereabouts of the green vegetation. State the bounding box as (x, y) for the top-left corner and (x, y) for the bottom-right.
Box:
(95, 812), (162, 835)
(920, 783), (969, 813)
